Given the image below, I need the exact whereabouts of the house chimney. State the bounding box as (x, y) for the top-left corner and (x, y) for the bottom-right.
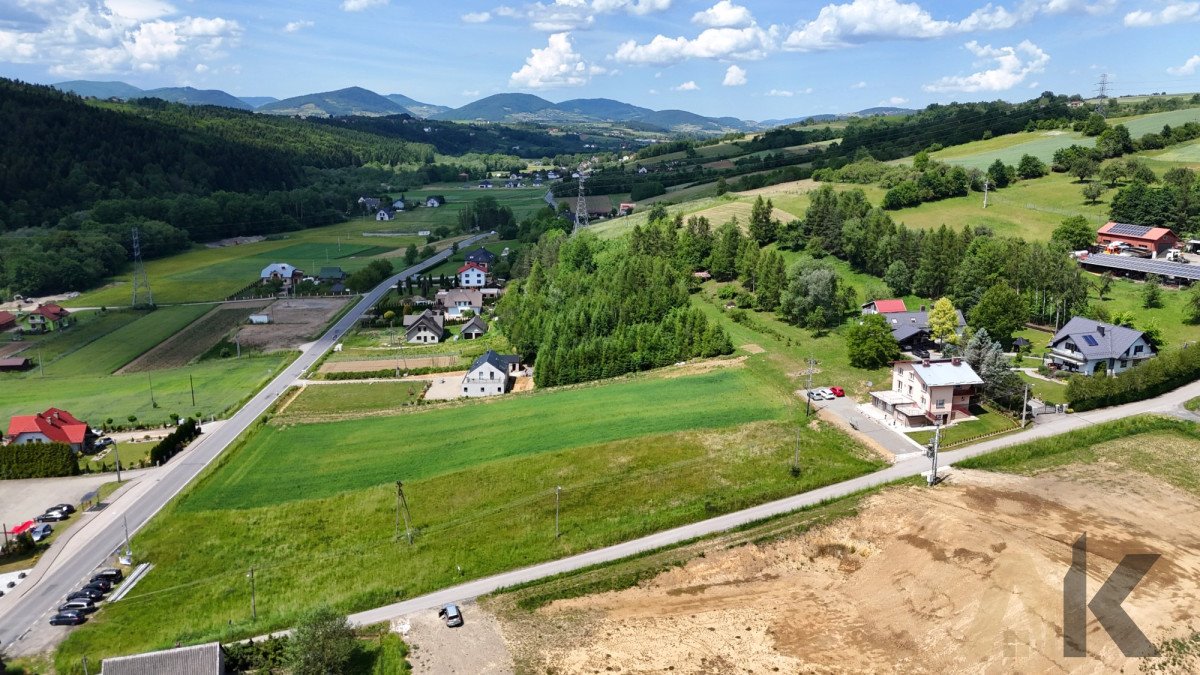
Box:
(922, 359), (931, 367)
(920, 304), (926, 311)
(952, 357), (961, 366)
(1097, 325), (1106, 336)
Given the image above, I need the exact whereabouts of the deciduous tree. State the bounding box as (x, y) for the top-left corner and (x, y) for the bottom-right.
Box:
(846, 314), (901, 369)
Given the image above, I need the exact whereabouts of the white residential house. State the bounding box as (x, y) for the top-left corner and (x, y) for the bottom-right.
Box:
(1046, 317), (1156, 376)
(403, 309), (445, 344)
(458, 262), (488, 288)
(435, 289), (483, 318)
(461, 350), (520, 398)
(392, 199), (406, 211)
(425, 196), (446, 208)
(870, 358), (984, 428)
(376, 209), (395, 221)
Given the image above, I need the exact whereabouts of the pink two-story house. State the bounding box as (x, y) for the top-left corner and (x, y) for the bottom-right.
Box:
(870, 358), (984, 428)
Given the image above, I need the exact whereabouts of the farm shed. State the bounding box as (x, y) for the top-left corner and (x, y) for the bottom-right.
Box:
(249, 314), (271, 325)
(1096, 222), (1180, 257)
(1077, 253), (1200, 284)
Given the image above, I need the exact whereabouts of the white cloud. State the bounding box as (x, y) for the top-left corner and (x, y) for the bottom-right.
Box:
(673, 80), (700, 91)
(1125, 1), (1200, 26)
(510, 32), (603, 88)
(613, 25), (778, 64)
(766, 88), (793, 96)
(503, 0), (671, 30)
(194, 62), (208, 73)
(923, 40), (1049, 92)
(880, 95), (908, 104)
(340, 0), (388, 11)
(851, 80), (867, 88)
(722, 64), (747, 86)
(0, 0), (241, 75)
(1168, 54), (1200, 75)
(462, 11), (492, 23)
(283, 20), (314, 32)
(462, 89), (481, 96)
(692, 0), (754, 27)
(1038, 0), (1117, 15)
(495, 6), (520, 16)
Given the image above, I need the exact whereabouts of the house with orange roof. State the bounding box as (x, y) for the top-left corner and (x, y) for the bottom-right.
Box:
(1097, 222), (1180, 257)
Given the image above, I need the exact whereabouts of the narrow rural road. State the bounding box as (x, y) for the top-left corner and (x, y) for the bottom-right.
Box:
(0, 234), (491, 654)
(339, 379), (1200, 628)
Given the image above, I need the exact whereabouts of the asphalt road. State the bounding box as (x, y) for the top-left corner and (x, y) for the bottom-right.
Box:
(0, 234), (490, 653)
(342, 377), (1200, 628)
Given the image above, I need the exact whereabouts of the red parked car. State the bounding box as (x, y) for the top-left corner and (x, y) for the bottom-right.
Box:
(830, 386), (845, 397)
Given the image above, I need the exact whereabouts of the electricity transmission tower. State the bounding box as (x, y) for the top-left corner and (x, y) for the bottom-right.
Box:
(1095, 73), (1109, 117)
(573, 168), (589, 233)
(130, 226), (154, 308)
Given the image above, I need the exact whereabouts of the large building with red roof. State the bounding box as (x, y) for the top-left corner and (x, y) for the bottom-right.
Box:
(6, 408), (94, 452)
(458, 261), (489, 288)
(1097, 222), (1180, 257)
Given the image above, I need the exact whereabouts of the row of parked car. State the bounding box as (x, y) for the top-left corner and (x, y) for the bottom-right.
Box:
(28, 503), (77, 544)
(49, 568), (124, 626)
(807, 386), (846, 401)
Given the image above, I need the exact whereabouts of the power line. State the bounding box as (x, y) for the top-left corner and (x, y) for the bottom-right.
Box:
(1095, 73), (1109, 117)
(130, 226), (154, 308)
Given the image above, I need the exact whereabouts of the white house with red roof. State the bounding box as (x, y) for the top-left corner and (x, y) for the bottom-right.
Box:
(861, 299), (907, 315)
(6, 408), (94, 452)
(458, 262), (488, 288)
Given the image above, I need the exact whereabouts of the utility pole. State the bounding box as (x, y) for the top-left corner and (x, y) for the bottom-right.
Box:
(804, 355), (816, 417)
(791, 426), (801, 477)
(189, 374), (196, 407)
(147, 373), (156, 407)
(396, 481), (413, 545)
(1095, 73), (1109, 117)
(115, 442), (122, 483)
(236, 334), (241, 359)
(247, 567), (257, 621)
(122, 514), (132, 560)
(554, 485), (562, 538)
(38, 345), (44, 378)
(982, 178), (991, 208)
(926, 421), (942, 486)
(1020, 383), (1031, 428)
(82, 657), (90, 675)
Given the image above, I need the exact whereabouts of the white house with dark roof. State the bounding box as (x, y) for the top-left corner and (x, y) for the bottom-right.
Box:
(260, 263), (303, 290)
(461, 350), (520, 397)
(870, 358), (984, 428)
(403, 309), (445, 344)
(1046, 317), (1155, 376)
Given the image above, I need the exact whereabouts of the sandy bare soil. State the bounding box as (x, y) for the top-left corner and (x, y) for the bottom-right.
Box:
(319, 355), (461, 374)
(119, 300), (272, 373)
(501, 467), (1200, 674)
(234, 298), (348, 352)
(398, 602), (514, 675)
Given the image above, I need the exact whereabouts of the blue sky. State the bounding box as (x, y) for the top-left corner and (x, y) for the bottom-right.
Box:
(2, 0), (1199, 119)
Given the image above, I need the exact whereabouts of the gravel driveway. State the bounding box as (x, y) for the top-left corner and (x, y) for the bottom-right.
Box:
(399, 601), (513, 674)
(0, 471), (150, 529)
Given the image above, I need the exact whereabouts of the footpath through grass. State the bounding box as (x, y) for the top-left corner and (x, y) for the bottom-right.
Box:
(56, 365), (882, 671)
(186, 364), (789, 510)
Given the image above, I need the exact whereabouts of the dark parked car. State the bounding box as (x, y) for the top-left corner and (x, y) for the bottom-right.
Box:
(36, 510), (69, 523)
(67, 588), (104, 602)
(438, 604), (464, 627)
(912, 347), (931, 359)
(49, 611), (87, 626)
(92, 568), (124, 583)
(59, 599), (97, 613)
(83, 579), (112, 594)
(53, 503), (76, 515)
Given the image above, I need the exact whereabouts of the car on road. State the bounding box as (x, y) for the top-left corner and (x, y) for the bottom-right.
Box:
(30, 523), (53, 542)
(830, 386), (845, 397)
(91, 568), (124, 583)
(49, 610), (87, 626)
(58, 599), (96, 614)
(36, 510), (69, 523)
(438, 603), (464, 627)
(67, 588), (104, 602)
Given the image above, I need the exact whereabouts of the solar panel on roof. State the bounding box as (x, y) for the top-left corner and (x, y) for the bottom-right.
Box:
(1078, 254), (1200, 282)
(1106, 223), (1154, 237)
(1082, 335), (1099, 346)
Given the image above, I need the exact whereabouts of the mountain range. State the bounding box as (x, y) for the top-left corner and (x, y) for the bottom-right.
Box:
(51, 80), (915, 133)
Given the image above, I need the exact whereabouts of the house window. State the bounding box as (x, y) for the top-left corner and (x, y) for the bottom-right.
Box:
(921, 383), (927, 392)
(936, 399), (945, 408)
(463, 387), (468, 393)
(480, 387), (485, 392)
(1134, 345), (1144, 354)
(489, 371), (494, 379)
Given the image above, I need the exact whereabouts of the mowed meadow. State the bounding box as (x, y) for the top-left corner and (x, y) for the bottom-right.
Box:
(56, 358), (885, 670)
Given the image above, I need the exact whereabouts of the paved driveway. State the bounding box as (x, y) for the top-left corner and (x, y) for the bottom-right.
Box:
(812, 394), (925, 459)
(0, 470), (151, 530)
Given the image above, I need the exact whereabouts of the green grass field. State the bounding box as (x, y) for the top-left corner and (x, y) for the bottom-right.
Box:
(56, 361), (882, 671)
(931, 130), (1087, 171)
(281, 381), (427, 419)
(1018, 372), (1068, 406)
(1149, 137), (1200, 166)
(0, 353), (291, 427)
(35, 305), (210, 377)
(186, 366), (790, 510)
(907, 406), (1019, 447)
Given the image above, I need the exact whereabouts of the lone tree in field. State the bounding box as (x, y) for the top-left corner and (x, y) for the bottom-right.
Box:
(1070, 157), (1099, 183)
(928, 297), (960, 346)
(1082, 181), (1105, 205)
(289, 606), (357, 675)
(1097, 271), (1114, 300)
(1142, 273), (1164, 309)
(1051, 215), (1096, 251)
(1016, 154), (1047, 179)
(846, 314), (901, 369)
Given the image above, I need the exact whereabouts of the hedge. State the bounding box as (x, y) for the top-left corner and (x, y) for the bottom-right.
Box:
(149, 418), (201, 465)
(0, 442), (80, 479)
(1066, 343), (1200, 411)
(322, 365), (462, 381)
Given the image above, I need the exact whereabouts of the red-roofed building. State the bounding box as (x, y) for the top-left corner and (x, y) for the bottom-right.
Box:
(1097, 222), (1180, 257)
(861, 299), (908, 315)
(458, 261), (488, 288)
(23, 304), (71, 332)
(6, 408), (94, 453)
(0, 310), (16, 332)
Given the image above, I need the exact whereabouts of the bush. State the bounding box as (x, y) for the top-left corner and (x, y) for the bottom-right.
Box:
(1066, 343), (1200, 411)
(0, 442), (80, 479)
(224, 636), (291, 672)
(148, 417), (201, 466)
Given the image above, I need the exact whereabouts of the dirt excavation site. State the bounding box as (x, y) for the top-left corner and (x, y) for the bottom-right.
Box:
(492, 468), (1200, 674)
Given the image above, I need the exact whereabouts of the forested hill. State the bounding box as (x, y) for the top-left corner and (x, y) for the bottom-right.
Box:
(0, 78), (435, 231)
